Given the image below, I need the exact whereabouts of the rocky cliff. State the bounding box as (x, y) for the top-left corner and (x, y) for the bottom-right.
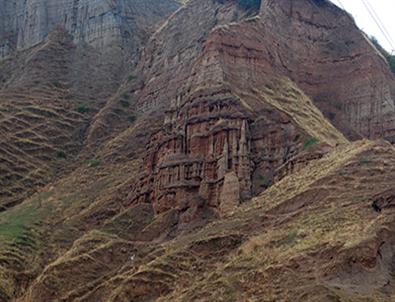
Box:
(1, 0), (395, 301)
(99, 0), (394, 217)
(0, 0), (179, 60)
(0, 0), (179, 210)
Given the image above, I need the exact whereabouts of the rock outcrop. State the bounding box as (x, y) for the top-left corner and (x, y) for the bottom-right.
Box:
(0, 0), (181, 210)
(257, 0), (395, 141)
(2, 0), (395, 301)
(118, 0), (394, 216)
(0, 0), (180, 61)
(121, 0), (348, 215)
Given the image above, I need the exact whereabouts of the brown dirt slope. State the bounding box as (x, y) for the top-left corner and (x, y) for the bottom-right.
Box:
(1, 139), (392, 301)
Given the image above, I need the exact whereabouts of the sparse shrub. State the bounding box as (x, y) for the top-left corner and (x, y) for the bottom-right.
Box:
(236, 0), (261, 10)
(358, 155), (374, 165)
(275, 230), (298, 247)
(112, 108), (123, 115)
(127, 115), (136, 123)
(120, 99), (130, 108)
(370, 36), (395, 75)
(87, 159), (101, 168)
(339, 170), (348, 177)
(75, 104), (89, 114)
(257, 174), (272, 188)
(127, 75), (137, 82)
(55, 149), (67, 159)
(334, 101), (342, 111)
(52, 80), (61, 88)
(327, 112), (336, 121)
(303, 137), (319, 150)
(389, 55), (395, 74)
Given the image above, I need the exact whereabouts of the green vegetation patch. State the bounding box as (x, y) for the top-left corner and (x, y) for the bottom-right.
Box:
(55, 149), (67, 159)
(370, 36), (395, 75)
(128, 115), (136, 123)
(127, 75), (137, 82)
(120, 99), (130, 108)
(52, 80), (62, 88)
(75, 104), (89, 114)
(0, 206), (39, 242)
(236, 0), (261, 10)
(303, 136), (319, 150)
(87, 159), (101, 168)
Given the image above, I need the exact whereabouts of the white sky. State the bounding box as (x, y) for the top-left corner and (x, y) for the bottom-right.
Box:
(329, 0), (395, 53)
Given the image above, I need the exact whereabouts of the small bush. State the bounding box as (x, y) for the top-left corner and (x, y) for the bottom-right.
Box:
(257, 174), (272, 188)
(127, 75), (137, 82)
(52, 80), (61, 88)
(112, 108), (123, 115)
(236, 0), (261, 10)
(339, 170), (349, 177)
(75, 104), (89, 114)
(128, 115), (136, 123)
(55, 149), (67, 159)
(358, 155), (374, 165)
(389, 55), (395, 74)
(370, 36), (395, 75)
(87, 159), (101, 168)
(120, 99), (130, 108)
(303, 137), (319, 150)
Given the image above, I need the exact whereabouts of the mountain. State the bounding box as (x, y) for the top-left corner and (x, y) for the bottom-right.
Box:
(0, 0), (180, 210)
(0, 0), (395, 301)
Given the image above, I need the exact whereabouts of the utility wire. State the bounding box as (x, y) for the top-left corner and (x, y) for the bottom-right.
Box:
(307, 0), (392, 137)
(336, 0), (345, 10)
(364, 0), (395, 49)
(361, 0), (395, 51)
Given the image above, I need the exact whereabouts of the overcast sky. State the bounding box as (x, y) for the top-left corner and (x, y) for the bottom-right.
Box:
(329, 0), (395, 53)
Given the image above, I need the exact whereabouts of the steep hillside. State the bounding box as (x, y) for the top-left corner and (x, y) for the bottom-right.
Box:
(0, 0), (180, 210)
(2, 140), (394, 301)
(1, 0), (395, 301)
(0, 0), (180, 60)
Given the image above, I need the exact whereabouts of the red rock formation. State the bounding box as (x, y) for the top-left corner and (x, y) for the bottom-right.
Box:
(124, 0), (395, 215)
(131, 88), (254, 214)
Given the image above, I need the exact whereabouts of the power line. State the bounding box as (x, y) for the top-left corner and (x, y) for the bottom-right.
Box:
(361, 0), (395, 50)
(365, 0), (395, 45)
(336, 0), (345, 10)
(307, 0), (393, 138)
(364, 0), (395, 49)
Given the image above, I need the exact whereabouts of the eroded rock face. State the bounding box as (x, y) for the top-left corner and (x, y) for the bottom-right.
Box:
(129, 82), (333, 215)
(131, 88), (254, 214)
(126, 0), (354, 215)
(257, 0), (395, 141)
(0, 0), (179, 59)
(124, 0), (395, 216)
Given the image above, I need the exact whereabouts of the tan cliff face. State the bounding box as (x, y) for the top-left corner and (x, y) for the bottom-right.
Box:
(1, 0), (395, 301)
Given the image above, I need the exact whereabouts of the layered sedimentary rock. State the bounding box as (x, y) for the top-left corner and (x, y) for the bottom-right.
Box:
(0, 0), (180, 210)
(125, 0), (352, 215)
(0, 0), (180, 60)
(131, 89), (254, 214)
(256, 0), (395, 141)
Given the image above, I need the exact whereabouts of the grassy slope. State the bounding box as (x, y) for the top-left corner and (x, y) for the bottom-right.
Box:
(0, 157), (141, 300)
(2, 139), (392, 301)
